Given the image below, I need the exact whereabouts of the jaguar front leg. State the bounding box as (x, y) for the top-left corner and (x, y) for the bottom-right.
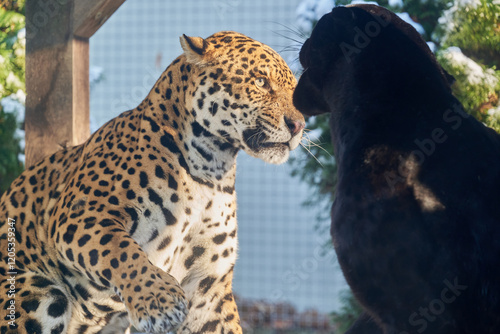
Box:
(178, 268), (242, 334)
(51, 208), (188, 333)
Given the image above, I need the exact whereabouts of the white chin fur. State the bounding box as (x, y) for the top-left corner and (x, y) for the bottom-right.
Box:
(245, 145), (290, 165)
(288, 134), (302, 151)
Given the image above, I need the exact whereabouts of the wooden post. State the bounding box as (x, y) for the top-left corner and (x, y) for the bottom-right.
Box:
(25, 0), (125, 167)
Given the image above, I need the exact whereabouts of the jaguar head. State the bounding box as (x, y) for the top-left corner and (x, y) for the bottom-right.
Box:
(180, 31), (305, 165)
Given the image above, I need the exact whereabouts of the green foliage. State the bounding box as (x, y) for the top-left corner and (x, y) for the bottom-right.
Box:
(0, 4), (25, 194)
(437, 47), (500, 129)
(486, 107), (500, 132)
(0, 7), (25, 96)
(400, 0), (448, 40)
(435, 0), (500, 132)
(0, 1), (25, 13)
(0, 107), (22, 191)
(330, 290), (364, 334)
(437, 0), (500, 69)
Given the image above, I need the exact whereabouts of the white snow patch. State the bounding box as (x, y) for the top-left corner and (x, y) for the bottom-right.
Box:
(388, 0), (403, 7)
(488, 105), (500, 117)
(426, 41), (437, 53)
(89, 66), (104, 132)
(17, 28), (26, 48)
(397, 12), (425, 35)
(296, 0), (336, 34)
(2, 90), (25, 120)
(6, 72), (23, 89)
(350, 0), (379, 4)
(455, 0), (481, 6)
(438, 0), (481, 38)
(315, 0), (335, 17)
(90, 66), (104, 87)
(1, 90), (26, 162)
(441, 47), (499, 86)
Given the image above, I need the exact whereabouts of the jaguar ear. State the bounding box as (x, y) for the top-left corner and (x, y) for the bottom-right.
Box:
(180, 34), (209, 66)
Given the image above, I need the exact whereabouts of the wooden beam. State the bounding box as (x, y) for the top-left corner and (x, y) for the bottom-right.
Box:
(72, 37), (90, 145)
(74, 0), (126, 38)
(25, 0), (125, 166)
(26, 0), (78, 166)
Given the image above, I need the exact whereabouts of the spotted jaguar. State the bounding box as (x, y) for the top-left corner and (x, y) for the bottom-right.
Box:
(0, 31), (305, 334)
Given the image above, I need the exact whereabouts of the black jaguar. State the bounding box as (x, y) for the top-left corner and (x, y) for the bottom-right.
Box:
(294, 4), (500, 334)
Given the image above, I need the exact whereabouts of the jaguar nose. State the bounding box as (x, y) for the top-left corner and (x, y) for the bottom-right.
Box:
(285, 117), (306, 136)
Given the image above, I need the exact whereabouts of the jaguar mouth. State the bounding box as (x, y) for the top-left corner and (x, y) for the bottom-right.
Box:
(242, 128), (290, 152)
(260, 142), (290, 149)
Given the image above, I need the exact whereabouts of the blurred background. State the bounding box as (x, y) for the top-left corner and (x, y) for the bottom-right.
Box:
(1, 0), (499, 332)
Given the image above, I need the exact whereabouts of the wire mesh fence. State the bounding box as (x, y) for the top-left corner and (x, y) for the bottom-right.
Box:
(89, 1), (347, 332)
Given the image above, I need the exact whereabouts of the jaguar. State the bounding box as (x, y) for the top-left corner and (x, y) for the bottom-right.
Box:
(0, 31), (305, 334)
(294, 4), (500, 334)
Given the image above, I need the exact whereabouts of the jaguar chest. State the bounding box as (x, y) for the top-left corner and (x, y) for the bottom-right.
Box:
(128, 175), (239, 283)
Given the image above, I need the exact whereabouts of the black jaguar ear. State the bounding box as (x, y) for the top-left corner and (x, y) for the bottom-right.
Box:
(312, 7), (354, 47)
(330, 5), (356, 21)
(180, 34), (209, 66)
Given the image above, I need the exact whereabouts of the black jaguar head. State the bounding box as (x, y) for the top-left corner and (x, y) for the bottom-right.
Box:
(293, 4), (454, 117)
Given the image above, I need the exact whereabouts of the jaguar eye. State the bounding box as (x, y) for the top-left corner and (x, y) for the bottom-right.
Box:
(255, 77), (268, 89)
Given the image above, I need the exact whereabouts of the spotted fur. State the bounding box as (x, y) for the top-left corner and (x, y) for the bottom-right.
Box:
(0, 31), (304, 334)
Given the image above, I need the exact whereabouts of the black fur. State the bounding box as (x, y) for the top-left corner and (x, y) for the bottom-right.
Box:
(294, 4), (500, 334)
